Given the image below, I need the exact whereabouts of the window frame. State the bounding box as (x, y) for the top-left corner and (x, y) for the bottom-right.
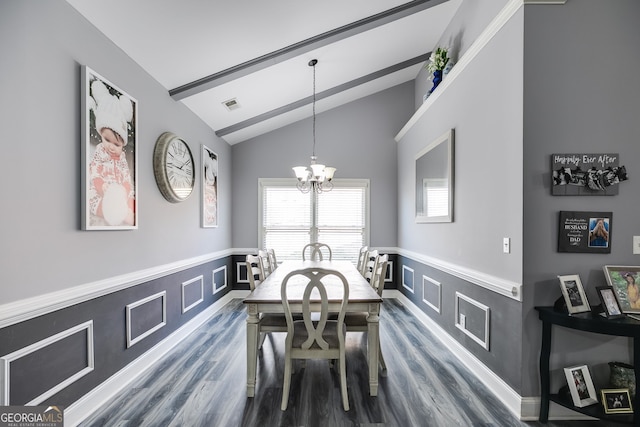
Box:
(258, 178), (370, 261)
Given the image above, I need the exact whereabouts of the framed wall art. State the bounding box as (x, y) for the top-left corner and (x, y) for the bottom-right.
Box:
(81, 66), (138, 230)
(557, 211), (612, 253)
(603, 266), (640, 314)
(558, 274), (591, 314)
(564, 365), (598, 407)
(551, 153), (627, 196)
(202, 145), (218, 228)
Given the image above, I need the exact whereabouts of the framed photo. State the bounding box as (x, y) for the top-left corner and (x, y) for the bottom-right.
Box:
(201, 145), (218, 228)
(81, 66), (138, 230)
(601, 388), (633, 414)
(558, 275), (591, 314)
(596, 286), (625, 319)
(551, 153), (626, 196)
(603, 266), (640, 314)
(564, 365), (598, 407)
(557, 211), (612, 253)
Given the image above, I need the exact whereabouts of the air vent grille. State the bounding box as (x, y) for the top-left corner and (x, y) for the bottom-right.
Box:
(222, 98), (240, 111)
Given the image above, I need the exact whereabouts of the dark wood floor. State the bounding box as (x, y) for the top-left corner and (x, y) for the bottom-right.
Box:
(79, 298), (625, 427)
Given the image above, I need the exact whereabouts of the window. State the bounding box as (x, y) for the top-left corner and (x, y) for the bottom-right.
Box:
(259, 179), (369, 263)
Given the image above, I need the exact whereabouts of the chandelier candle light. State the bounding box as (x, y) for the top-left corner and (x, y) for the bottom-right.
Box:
(292, 59), (336, 193)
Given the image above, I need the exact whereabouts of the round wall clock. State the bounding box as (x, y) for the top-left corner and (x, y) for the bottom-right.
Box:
(153, 132), (195, 203)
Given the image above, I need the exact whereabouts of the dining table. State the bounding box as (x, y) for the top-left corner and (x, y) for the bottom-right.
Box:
(243, 259), (384, 397)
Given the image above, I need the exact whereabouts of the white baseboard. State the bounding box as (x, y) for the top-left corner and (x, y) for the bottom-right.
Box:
(64, 290), (248, 427)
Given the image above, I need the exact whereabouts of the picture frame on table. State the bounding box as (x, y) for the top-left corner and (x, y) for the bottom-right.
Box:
(564, 365), (598, 407)
(596, 286), (625, 319)
(603, 266), (640, 314)
(558, 274), (591, 314)
(81, 65), (138, 230)
(201, 145), (218, 228)
(601, 388), (633, 414)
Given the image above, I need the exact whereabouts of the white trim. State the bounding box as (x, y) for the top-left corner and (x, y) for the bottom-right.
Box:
(386, 290), (522, 419)
(384, 261), (393, 283)
(126, 291), (167, 348)
(64, 291), (248, 427)
(237, 261), (249, 284)
(399, 248), (522, 301)
(181, 275), (204, 314)
(455, 292), (490, 351)
(402, 265), (415, 293)
(1, 320), (94, 405)
(422, 275), (441, 314)
(0, 249), (232, 329)
(212, 266), (228, 294)
(395, 0), (524, 142)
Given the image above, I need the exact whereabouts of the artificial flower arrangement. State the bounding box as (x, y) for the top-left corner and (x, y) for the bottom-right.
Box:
(426, 47), (450, 74)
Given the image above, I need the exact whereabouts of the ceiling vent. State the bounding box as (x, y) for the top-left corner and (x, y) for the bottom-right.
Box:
(222, 98), (240, 111)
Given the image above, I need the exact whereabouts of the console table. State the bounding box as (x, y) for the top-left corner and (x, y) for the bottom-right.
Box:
(536, 306), (640, 425)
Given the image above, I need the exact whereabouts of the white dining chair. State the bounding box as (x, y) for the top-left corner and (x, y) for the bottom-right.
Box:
(258, 249), (273, 278)
(362, 249), (379, 282)
(267, 248), (278, 271)
(343, 253), (388, 375)
(246, 254), (287, 349)
(302, 242), (332, 261)
(280, 267), (350, 411)
(356, 245), (369, 275)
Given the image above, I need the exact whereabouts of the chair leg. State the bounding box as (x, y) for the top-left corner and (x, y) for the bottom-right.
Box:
(281, 356), (292, 411)
(379, 345), (387, 377)
(339, 354), (349, 411)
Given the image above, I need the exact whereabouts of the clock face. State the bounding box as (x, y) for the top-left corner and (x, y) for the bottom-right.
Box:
(153, 132), (195, 202)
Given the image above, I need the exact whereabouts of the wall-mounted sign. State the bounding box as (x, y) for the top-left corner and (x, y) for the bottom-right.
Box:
(552, 153), (627, 196)
(558, 211), (612, 253)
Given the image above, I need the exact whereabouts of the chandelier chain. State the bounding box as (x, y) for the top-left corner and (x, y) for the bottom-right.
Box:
(312, 60), (316, 158)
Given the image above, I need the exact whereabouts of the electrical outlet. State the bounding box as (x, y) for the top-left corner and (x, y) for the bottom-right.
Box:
(460, 313), (466, 329)
(503, 237), (510, 254)
(634, 236), (640, 255)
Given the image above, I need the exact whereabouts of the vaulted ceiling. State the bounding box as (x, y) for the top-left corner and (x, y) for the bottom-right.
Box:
(66, 0), (462, 144)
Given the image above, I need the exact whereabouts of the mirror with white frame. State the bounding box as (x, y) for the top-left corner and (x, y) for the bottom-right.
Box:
(415, 129), (454, 223)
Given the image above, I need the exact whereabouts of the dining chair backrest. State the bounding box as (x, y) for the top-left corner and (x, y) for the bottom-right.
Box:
(267, 248), (278, 271)
(281, 267), (349, 351)
(370, 254), (388, 297)
(302, 242), (332, 261)
(258, 249), (273, 277)
(363, 249), (379, 283)
(246, 254), (264, 291)
(356, 246), (369, 275)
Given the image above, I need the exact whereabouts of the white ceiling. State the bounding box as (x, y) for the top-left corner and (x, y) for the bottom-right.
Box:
(66, 0), (461, 145)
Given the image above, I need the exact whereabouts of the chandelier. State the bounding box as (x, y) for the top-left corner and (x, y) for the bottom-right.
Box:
(292, 59), (336, 193)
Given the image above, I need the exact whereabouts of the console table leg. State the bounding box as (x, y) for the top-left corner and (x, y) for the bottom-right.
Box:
(539, 320), (552, 423)
(634, 337), (640, 427)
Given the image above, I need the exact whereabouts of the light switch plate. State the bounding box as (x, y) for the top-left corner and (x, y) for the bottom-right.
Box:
(503, 237), (510, 254)
(634, 236), (640, 254)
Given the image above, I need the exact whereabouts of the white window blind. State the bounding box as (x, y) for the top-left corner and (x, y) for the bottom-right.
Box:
(260, 179), (369, 263)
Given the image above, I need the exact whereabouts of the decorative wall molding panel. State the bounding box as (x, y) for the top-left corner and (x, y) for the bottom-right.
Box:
(126, 291), (167, 348)
(455, 292), (491, 351)
(384, 261), (394, 283)
(182, 275), (204, 314)
(422, 274), (442, 314)
(212, 266), (227, 294)
(1, 320), (94, 405)
(236, 261), (249, 284)
(402, 265), (415, 293)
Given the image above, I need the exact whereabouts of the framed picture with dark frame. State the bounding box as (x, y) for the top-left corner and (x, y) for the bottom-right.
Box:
(603, 266), (640, 314)
(601, 388), (633, 414)
(201, 145), (218, 228)
(596, 286), (625, 319)
(81, 65), (138, 230)
(558, 274), (591, 314)
(557, 211), (612, 253)
(564, 365), (598, 407)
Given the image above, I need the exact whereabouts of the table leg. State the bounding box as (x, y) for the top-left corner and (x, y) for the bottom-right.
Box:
(539, 320), (552, 423)
(246, 303), (260, 397)
(367, 302), (380, 396)
(633, 337), (640, 427)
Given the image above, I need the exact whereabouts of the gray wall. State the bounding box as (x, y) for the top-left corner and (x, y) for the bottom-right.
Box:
(521, 0), (640, 396)
(398, 5), (525, 390)
(0, 0), (231, 305)
(231, 83), (413, 249)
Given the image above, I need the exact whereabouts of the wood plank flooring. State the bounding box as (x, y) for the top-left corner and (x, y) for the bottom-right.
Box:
(79, 298), (625, 427)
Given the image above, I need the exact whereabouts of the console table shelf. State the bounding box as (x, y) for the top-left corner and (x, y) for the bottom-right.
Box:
(536, 306), (640, 425)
